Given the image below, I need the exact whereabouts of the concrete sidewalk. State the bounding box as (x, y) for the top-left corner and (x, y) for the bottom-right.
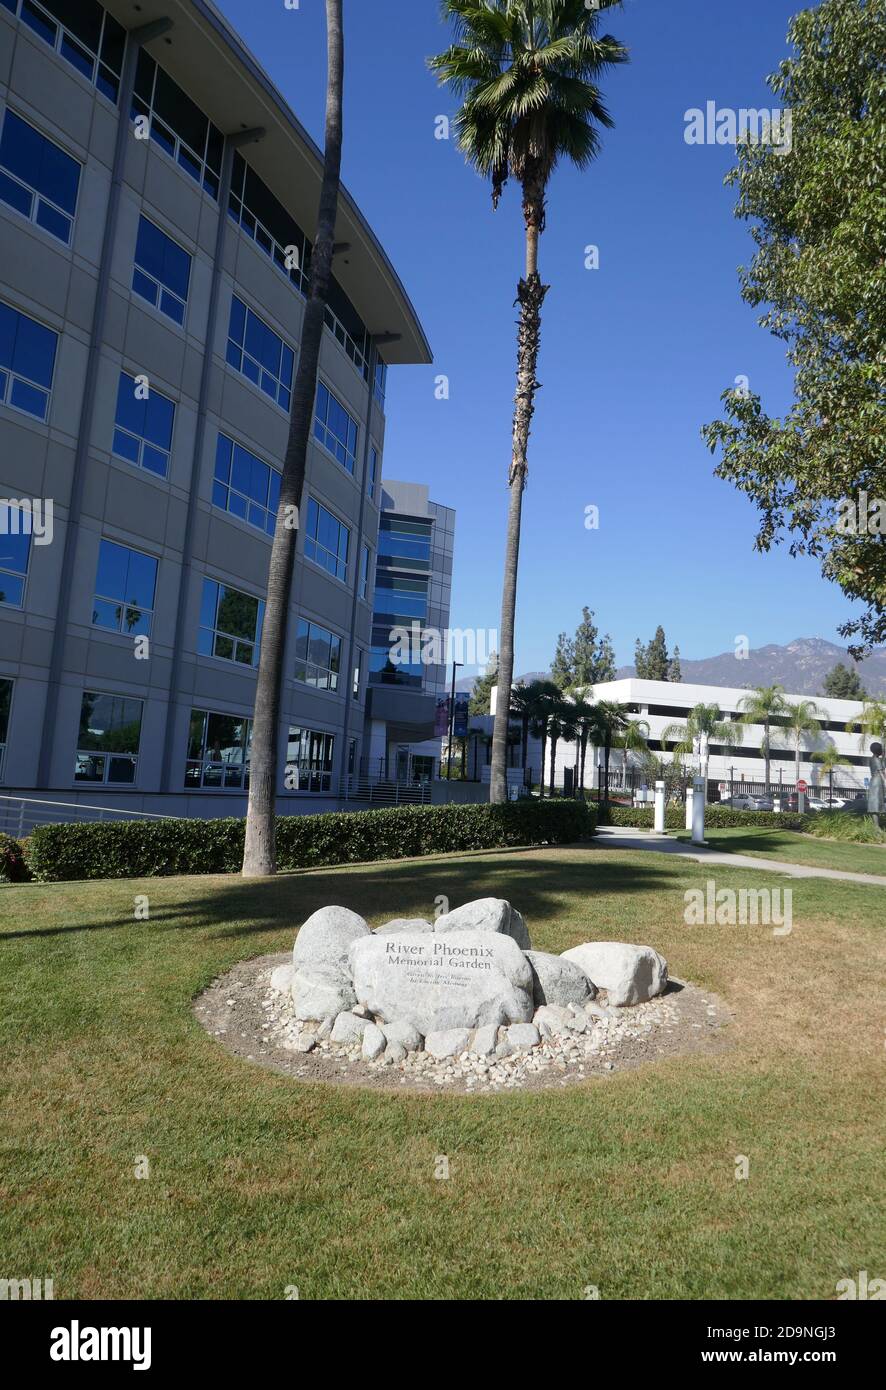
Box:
(592, 825), (886, 887)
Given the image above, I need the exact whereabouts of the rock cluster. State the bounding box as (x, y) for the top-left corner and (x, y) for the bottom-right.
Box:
(271, 898), (669, 1084)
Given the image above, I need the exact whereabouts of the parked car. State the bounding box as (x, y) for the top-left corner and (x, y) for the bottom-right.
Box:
(749, 795), (774, 811)
(839, 794), (869, 816)
(719, 794), (757, 810)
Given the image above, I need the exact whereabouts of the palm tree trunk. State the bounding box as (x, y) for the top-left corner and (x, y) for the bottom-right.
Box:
(579, 732), (587, 800)
(490, 170), (548, 804)
(763, 719), (771, 794)
(549, 733), (558, 796)
(521, 714), (529, 780)
(603, 739), (611, 808)
(539, 727), (547, 800)
(242, 0), (344, 877)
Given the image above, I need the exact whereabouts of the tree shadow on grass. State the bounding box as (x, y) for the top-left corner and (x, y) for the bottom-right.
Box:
(2, 847), (679, 942)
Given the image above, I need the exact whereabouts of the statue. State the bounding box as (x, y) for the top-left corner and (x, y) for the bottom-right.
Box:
(867, 741), (885, 823)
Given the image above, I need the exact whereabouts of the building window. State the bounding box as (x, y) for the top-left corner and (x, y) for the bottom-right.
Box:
(373, 572), (428, 621)
(132, 216), (191, 326)
(228, 151), (311, 297)
(0, 676), (11, 778)
(185, 708), (251, 789)
(285, 726), (335, 793)
(0, 109), (81, 245)
(377, 515), (432, 569)
(374, 359), (387, 408)
(353, 650), (362, 701)
(305, 498), (349, 582)
(198, 579), (264, 668)
(0, 503), (32, 607)
(112, 371), (174, 478)
(313, 381), (358, 474)
(75, 691), (143, 784)
(226, 295), (294, 411)
(370, 638), (423, 689)
(212, 433), (281, 538)
(0, 301), (57, 421)
(5, 0), (126, 104)
(92, 538), (157, 637)
(131, 49), (223, 197)
(367, 446), (378, 501)
(359, 544), (371, 601)
(294, 619), (341, 691)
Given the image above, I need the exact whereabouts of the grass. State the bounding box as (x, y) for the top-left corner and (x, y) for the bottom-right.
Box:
(674, 825), (886, 876)
(1, 843), (883, 1300)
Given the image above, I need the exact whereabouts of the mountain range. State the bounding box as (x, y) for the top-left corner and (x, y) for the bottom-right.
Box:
(457, 638), (886, 698)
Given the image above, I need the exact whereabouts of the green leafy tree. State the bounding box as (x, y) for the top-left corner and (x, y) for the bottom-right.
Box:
(469, 652), (499, 715)
(668, 645), (683, 682)
(634, 625), (670, 680)
(846, 697), (886, 750)
(812, 742), (851, 804)
(661, 703), (744, 802)
(702, 0), (886, 656)
(821, 662), (866, 700)
(573, 606), (616, 685)
(550, 632), (575, 691)
(737, 685), (790, 792)
(430, 1), (627, 802)
(592, 701), (647, 807)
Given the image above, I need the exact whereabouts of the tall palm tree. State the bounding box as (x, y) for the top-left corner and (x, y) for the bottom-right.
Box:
(737, 685), (789, 795)
(846, 698), (886, 751)
(661, 703), (744, 802)
(547, 695), (577, 796)
(784, 698), (824, 783)
(430, 1), (627, 804)
(243, 0), (345, 877)
(570, 693), (597, 799)
(510, 678), (552, 778)
(812, 743), (851, 806)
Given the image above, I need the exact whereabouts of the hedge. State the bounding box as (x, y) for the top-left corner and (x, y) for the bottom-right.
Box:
(0, 832), (30, 883)
(598, 805), (810, 831)
(26, 798), (596, 883)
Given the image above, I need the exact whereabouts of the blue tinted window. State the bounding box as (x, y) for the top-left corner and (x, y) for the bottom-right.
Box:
(305, 497), (349, 582)
(112, 371), (174, 478)
(132, 215), (191, 324)
(92, 538), (157, 636)
(0, 503), (31, 607)
(0, 110), (81, 245)
(8, 0), (125, 103)
(226, 295), (293, 411)
(313, 381), (358, 474)
(212, 432), (280, 537)
(0, 301), (57, 420)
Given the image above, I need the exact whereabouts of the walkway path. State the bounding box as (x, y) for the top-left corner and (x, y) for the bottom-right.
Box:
(593, 825), (886, 887)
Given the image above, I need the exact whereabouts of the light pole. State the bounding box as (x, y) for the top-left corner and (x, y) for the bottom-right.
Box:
(446, 661), (463, 791)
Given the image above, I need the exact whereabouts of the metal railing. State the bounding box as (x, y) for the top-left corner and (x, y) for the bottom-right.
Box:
(0, 795), (181, 837)
(340, 778), (431, 807)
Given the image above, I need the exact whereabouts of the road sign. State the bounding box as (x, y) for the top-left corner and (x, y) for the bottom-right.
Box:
(718, 782), (727, 792)
(797, 779), (807, 793)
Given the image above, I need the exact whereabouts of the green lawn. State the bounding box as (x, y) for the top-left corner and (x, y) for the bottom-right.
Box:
(1, 844), (883, 1300)
(674, 825), (886, 876)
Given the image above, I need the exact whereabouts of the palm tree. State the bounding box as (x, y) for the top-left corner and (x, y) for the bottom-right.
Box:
(846, 698), (886, 751)
(547, 696), (577, 796)
(592, 701), (646, 806)
(510, 678), (552, 779)
(812, 743), (851, 806)
(737, 685), (789, 795)
(784, 698), (824, 784)
(430, 1), (627, 804)
(570, 693), (597, 799)
(526, 679), (562, 798)
(243, 0), (344, 877)
(661, 703), (744, 802)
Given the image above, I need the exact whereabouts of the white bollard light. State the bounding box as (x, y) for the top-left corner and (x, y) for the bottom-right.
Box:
(653, 779), (666, 834)
(685, 784), (694, 831)
(691, 776), (706, 845)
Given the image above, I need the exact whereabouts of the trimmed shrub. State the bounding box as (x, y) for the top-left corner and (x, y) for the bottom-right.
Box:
(0, 832), (31, 883)
(598, 805), (810, 831)
(802, 811), (886, 843)
(27, 799), (596, 883)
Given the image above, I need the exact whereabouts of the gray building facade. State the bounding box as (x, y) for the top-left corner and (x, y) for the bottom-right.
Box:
(0, 0), (430, 818)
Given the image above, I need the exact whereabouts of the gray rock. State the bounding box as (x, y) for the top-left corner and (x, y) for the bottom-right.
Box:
(533, 1004), (573, 1036)
(349, 929), (534, 1034)
(525, 950), (595, 1008)
(385, 1041), (407, 1064)
(375, 918), (435, 935)
(562, 942), (668, 1007)
(330, 1011), (371, 1045)
(294, 1032), (316, 1053)
(382, 1019), (423, 1053)
(361, 1023), (387, 1060)
(472, 1024), (498, 1057)
(434, 898), (531, 950)
(270, 963), (294, 994)
(291, 906), (370, 1021)
(425, 1029), (471, 1059)
(506, 1023), (540, 1051)
(495, 1039), (516, 1058)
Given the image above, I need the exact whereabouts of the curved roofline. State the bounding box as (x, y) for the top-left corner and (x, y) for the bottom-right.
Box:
(193, 0), (430, 364)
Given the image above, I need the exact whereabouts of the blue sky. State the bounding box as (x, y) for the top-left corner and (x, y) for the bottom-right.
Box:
(216, 0), (855, 674)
